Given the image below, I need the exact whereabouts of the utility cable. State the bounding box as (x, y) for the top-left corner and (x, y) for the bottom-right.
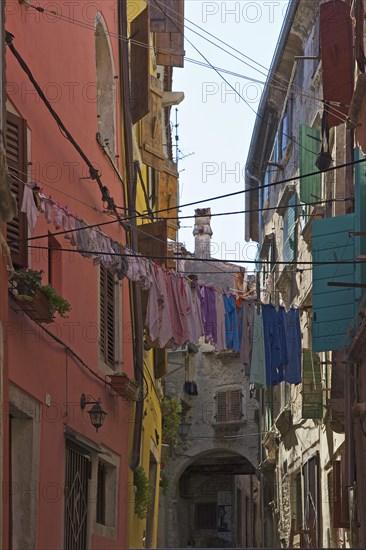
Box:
(25, 244), (366, 266)
(5, 32), (127, 229)
(25, 1), (348, 126)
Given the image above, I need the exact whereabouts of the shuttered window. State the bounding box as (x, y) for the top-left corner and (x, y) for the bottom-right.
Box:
(150, 0), (183, 33)
(6, 111), (28, 266)
(216, 389), (242, 423)
(312, 213), (356, 352)
(100, 266), (116, 369)
(283, 193), (297, 263)
(130, 8), (150, 124)
(303, 454), (320, 548)
(299, 124), (321, 205)
(302, 349), (323, 419)
(333, 453), (350, 528)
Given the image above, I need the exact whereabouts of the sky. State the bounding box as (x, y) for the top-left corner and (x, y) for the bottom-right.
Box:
(172, 1), (288, 267)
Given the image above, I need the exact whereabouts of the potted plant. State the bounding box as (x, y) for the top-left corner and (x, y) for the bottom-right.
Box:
(10, 267), (71, 323)
(134, 466), (152, 519)
(162, 397), (182, 449)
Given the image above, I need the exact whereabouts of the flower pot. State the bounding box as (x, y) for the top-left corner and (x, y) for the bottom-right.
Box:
(15, 284), (35, 301)
(15, 287), (54, 323)
(109, 374), (139, 401)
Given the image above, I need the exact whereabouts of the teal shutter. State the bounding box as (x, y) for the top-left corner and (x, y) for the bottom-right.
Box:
(300, 125), (321, 204)
(302, 349), (323, 419)
(354, 148), (366, 304)
(312, 214), (356, 352)
(283, 193), (297, 263)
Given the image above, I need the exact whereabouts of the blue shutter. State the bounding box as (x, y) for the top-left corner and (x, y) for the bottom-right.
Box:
(312, 214), (356, 351)
(300, 125), (321, 204)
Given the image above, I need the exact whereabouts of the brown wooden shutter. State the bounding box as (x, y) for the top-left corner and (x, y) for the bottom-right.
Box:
(100, 266), (116, 369)
(6, 111), (28, 266)
(333, 453), (350, 528)
(153, 348), (167, 378)
(217, 391), (227, 423)
(141, 76), (165, 171)
(130, 8), (150, 124)
(354, 0), (366, 72)
(228, 389), (242, 421)
(157, 161), (179, 240)
(137, 219), (168, 264)
(150, 0), (183, 34)
(156, 32), (185, 67)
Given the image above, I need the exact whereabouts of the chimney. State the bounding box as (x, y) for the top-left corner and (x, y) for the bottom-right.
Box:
(193, 208), (212, 259)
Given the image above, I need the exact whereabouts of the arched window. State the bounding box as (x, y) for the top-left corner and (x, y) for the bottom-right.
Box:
(95, 14), (116, 156)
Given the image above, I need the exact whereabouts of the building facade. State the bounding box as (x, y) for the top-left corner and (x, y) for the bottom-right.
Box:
(246, 0), (366, 547)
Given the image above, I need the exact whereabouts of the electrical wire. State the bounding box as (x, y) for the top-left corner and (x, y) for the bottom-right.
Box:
(25, 244), (366, 266)
(25, 1), (349, 127)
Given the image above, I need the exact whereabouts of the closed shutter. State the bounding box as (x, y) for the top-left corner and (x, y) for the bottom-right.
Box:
(312, 213), (357, 352)
(354, 0), (366, 72)
(283, 193), (297, 263)
(302, 349), (323, 419)
(216, 389), (242, 422)
(299, 124), (321, 205)
(150, 0), (184, 34)
(141, 76), (165, 171)
(130, 8), (150, 124)
(100, 266), (116, 369)
(6, 111), (28, 266)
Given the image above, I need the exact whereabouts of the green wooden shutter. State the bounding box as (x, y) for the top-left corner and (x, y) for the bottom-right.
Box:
(312, 214), (356, 352)
(300, 124), (321, 204)
(302, 349), (323, 419)
(283, 193), (297, 263)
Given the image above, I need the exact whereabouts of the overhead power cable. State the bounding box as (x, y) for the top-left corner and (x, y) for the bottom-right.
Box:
(5, 32), (126, 228)
(26, 244), (366, 267)
(25, 1), (348, 126)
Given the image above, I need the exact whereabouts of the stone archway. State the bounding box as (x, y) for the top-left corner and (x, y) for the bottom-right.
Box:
(159, 448), (259, 549)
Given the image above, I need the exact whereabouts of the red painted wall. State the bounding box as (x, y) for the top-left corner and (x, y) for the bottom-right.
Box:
(4, 1), (134, 548)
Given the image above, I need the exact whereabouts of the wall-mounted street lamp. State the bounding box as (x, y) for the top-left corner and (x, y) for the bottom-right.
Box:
(80, 394), (107, 432)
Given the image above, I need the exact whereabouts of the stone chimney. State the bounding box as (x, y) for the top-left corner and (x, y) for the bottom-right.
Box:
(193, 208), (212, 259)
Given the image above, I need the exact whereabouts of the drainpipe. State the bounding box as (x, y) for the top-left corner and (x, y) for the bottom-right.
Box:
(118, 0), (144, 470)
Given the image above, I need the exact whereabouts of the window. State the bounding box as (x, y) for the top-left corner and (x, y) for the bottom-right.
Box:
(281, 97), (293, 158)
(95, 459), (117, 529)
(100, 266), (116, 369)
(332, 453), (350, 528)
(6, 111), (28, 266)
(299, 124), (321, 209)
(302, 348), (323, 419)
(215, 388), (243, 423)
(283, 193), (297, 263)
(48, 232), (62, 291)
(95, 14), (116, 155)
(96, 461), (107, 525)
(303, 454), (320, 548)
(293, 472), (303, 530)
(195, 503), (217, 530)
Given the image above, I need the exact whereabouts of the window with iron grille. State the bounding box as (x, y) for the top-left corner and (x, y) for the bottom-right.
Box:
(215, 389), (243, 423)
(6, 111), (28, 266)
(195, 503), (217, 530)
(100, 266), (116, 369)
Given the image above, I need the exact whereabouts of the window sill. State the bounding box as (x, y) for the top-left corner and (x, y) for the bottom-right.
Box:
(93, 522), (116, 539)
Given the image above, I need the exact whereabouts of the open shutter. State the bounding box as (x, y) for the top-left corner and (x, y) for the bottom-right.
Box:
(141, 76), (165, 171)
(333, 453), (350, 528)
(100, 266), (116, 369)
(302, 349), (323, 419)
(150, 0), (183, 33)
(156, 32), (185, 67)
(312, 214), (357, 352)
(130, 8), (150, 124)
(157, 162), (179, 240)
(354, 148), (366, 304)
(303, 454), (320, 548)
(283, 193), (297, 263)
(354, 0), (366, 72)
(6, 111), (28, 266)
(153, 348), (167, 378)
(300, 124), (321, 204)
